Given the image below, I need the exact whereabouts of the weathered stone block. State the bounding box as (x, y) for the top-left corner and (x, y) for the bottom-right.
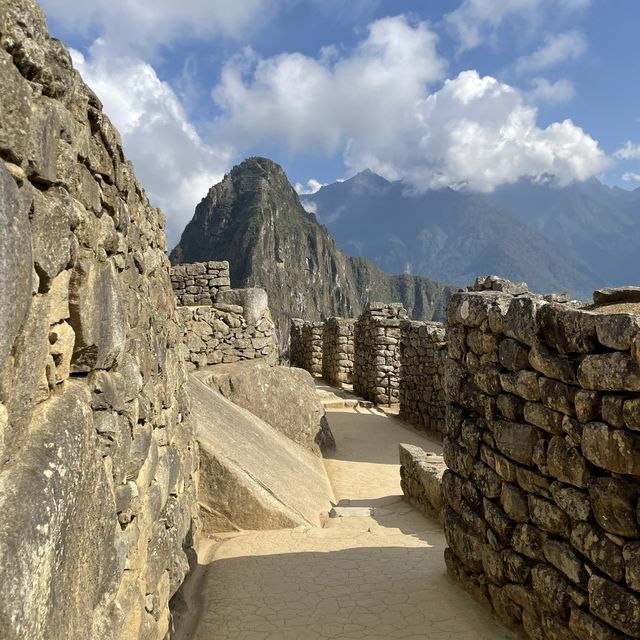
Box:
(528, 494), (570, 536)
(582, 422), (640, 476)
(578, 352), (640, 392)
(493, 420), (542, 465)
(547, 435), (590, 488)
(536, 303), (599, 354)
(571, 522), (624, 582)
(588, 477), (640, 537)
(589, 575), (640, 637)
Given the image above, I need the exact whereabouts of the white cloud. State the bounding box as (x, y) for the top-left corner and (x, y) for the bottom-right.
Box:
(295, 179), (325, 195)
(622, 172), (640, 183)
(210, 18), (609, 193)
(445, 0), (590, 51)
(615, 141), (640, 160)
(212, 16), (446, 154)
(300, 200), (318, 214)
(71, 43), (232, 247)
(527, 77), (575, 104)
(514, 31), (586, 74)
(41, 0), (271, 56)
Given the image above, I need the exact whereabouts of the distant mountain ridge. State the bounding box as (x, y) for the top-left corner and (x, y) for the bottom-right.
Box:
(170, 158), (455, 347)
(303, 171), (640, 299)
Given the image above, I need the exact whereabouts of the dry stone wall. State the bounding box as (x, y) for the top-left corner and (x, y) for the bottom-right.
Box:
(399, 443), (446, 522)
(322, 317), (355, 387)
(289, 319), (323, 376)
(443, 280), (640, 639)
(178, 303), (277, 369)
(353, 303), (407, 405)
(399, 320), (447, 437)
(289, 318), (306, 368)
(0, 2), (197, 638)
(170, 260), (230, 306)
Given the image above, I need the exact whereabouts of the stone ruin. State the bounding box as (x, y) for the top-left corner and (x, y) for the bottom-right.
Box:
(171, 265), (278, 369)
(0, 2), (197, 637)
(399, 320), (448, 436)
(170, 260), (231, 306)
(293, 321), (323, 377)
(353, 302), (407, 405)
(289, 318), (306, 369)
(442, 280), (640, 639)
(322, 317), (355, 387)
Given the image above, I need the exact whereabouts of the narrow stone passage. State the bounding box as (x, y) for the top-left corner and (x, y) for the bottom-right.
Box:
(182, 403), (517, 640)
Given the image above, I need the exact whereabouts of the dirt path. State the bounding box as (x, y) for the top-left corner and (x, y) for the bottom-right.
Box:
(179, 405), (516, 640)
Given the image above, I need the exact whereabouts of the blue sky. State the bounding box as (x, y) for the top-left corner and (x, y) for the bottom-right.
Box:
(40, 0), (640, 246)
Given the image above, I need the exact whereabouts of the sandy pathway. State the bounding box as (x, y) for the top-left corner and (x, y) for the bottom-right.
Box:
(179, 405), (516, 640)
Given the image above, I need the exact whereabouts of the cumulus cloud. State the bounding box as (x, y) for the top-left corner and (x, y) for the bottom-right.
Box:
(445, 0), (590, 51)
(622, 172), (640, 183)
(213, 16), (446, 154)
(615, 141), (640, 160)
(300, 200), (318, 214)
(71, 43), (232, 247)
(295, 179), (325, 195)
(514, 31), (586, 74)
(210, 18), (608, 193)
(41, 0), (271, 56)
(527, 78), (575, 104)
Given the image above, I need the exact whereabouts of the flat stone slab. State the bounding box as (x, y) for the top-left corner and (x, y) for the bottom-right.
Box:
(188, 375), (334, 533)
(593, 287), (640, 305)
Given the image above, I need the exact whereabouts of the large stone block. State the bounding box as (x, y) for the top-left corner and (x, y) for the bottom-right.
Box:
(493, 420), (542, 465)
(582, 422), (640, 476)
(215, 288), (268, 325)
(0, 161), (32, 370)
(69, 258), (126, 371)
(578, 353), (640, 392)
(196, 361), (334, 455)
(536, 303), (599, 354)
(0, 383), (120, 639)
(588, 477), (640, 537)
(589, 575), (640, 637)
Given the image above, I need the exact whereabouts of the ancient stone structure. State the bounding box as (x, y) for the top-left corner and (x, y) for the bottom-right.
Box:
(289, 318), (306, 368)
(399, 320), (447, 436)
(177, 303), (277, 369)
(353, 303), (407, 405)
(399, 444), (446, 521)
(443, 279), (640, 639)
(0, 2), (198, 638)
(289, 318), (323, 376)
(322, 317), (355, 387)
(170, 260), (230, 306)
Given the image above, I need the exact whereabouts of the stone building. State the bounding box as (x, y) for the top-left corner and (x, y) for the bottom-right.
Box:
(322, 317), (355, 387)
(353, 302), (407, 405)
(170, 260), (230, 306)
(399, 320), (447, 436)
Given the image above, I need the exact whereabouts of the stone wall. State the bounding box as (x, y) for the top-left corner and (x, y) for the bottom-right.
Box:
(322, 317), (355, 387)
(178, 303), (277, 369)
(170, 260), (230, 306)
(289, 319), (324, 376)
(289, 318), (306, 368)
(443, 281), (640, 639)
(0, 2), (198, 638)
(399, 444), (446, 522)
(399, 320), (447, 437)
(353, 303), (407, 405)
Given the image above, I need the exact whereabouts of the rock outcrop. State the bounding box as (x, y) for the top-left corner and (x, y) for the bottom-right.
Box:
(170, 157), (455, 350)
(196, 362), (335, 455)
(188, 375), (334, 534)
(0, 2), (197, 638)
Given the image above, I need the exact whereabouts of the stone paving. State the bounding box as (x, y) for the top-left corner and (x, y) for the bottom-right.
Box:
(181, 403), (517, 640)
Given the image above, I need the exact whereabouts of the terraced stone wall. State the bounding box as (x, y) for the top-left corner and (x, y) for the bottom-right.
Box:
(353, 302), (407, 405)
(0, 2), (198, 638)
(297, 322), (324, 377)
(442, 281), (640, 639)
(170, 261), (230, 306)
(399, 320), (447, 436)
(322, 317), (355, 387)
